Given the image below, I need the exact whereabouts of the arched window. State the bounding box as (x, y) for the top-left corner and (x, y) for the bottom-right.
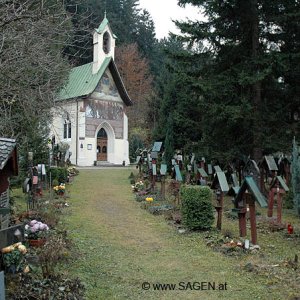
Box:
(102, 146), (107, 153)
(63, 115), (71, 139)
(103, 31), (111, 54)
(97, 128), (107, 138)
(97, 145), (101, 153)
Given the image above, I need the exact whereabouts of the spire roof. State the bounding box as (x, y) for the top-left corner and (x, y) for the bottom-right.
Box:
(96, 17), (109, 34)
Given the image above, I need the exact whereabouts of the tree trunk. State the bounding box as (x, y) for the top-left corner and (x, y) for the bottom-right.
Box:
(251, 0), (263, 162)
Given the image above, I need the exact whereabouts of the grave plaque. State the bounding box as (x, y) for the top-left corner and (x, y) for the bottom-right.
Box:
(190, 154), (195, 164)
(152, 164), (157, 176)
(136, 156), (141, 164)
(198, 168), (208, 178)
(152, 142), (163, 152)
(150, 152), (158, 159)
(214, 165), (222, 172)
(160, 164), (167, 176)
(175, 165), (183, 182)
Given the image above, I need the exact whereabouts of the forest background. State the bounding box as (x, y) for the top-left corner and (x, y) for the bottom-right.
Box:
(0, 0), (299, 169)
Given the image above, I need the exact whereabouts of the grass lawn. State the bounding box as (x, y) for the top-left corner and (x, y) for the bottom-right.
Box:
(60, 168), (299, 300)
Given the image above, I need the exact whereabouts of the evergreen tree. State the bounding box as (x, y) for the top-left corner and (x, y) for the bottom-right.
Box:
(173, 0), (300, 162)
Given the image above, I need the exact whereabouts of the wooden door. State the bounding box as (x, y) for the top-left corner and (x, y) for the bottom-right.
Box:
(97, 138), (107, 161)
(97, 128), (108, 161)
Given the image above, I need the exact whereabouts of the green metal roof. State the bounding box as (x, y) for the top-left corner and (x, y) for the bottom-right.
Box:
(235, 176), (268, 208)
(95, 17), (117, 38)
(271, 176), (289, 192)
(152, 142), (163, 152)
(198, 168), (208, 178)
(57, 58), (132, 105)
(211, 171), (229, 192)
(264, 155), (278, 171)
(58, 58), (111, 101)
(231, 173), (239, 187)
(96, 17), (109, 33)
(214, 165), (222, 172)
(228, 186), (240, 196)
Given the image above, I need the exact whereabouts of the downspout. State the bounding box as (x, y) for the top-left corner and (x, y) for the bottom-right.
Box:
(76, 99), (78, 165)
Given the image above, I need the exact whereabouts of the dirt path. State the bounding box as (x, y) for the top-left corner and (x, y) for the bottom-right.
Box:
(64, 169), (278, 300)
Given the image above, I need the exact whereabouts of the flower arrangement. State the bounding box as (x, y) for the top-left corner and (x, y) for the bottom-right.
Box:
(25, 220), (49, 240)
(1, 242), (29, 273)
(53, 183), (66, 195)
(145, 197), (154, 202)
(132, 181), (144, 192)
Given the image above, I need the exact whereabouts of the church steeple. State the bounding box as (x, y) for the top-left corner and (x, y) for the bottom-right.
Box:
(92, 16), (116, 74)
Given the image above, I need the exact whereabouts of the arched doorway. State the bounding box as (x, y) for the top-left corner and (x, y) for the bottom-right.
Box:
(97, 128), (108, 161)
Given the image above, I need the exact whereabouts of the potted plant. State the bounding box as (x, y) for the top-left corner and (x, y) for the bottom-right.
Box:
(1, 243), (29, 274)
(53, 183), (66, 196)
(25, 220), (49, 247)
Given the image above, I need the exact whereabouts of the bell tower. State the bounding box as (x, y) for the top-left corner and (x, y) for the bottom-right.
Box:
(92, 15), (116, 74)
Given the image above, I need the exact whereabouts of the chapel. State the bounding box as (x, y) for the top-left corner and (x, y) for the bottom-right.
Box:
(50, 17), (132, 166)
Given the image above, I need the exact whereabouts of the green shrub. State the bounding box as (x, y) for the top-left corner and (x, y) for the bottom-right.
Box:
(52, 179), (59, 187)
(181, 185), (214, 230)
(49, 167), (68, 184)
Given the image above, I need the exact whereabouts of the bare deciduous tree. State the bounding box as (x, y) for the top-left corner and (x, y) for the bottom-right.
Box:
(115, 43), (153, 131)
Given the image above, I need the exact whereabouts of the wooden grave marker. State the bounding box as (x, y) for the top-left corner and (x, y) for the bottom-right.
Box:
(259, 155), (278, 194)
(160, 164), (167, 200)
(211, 172), (229, 230)
(197, 168), (208, 186)
(233, 176), (267, 245)
(268, 176), (289, 224)
(174, 165), (183, 205)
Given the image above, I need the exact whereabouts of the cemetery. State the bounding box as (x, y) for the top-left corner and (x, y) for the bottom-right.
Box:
(1, 139), (300, 299)
(0, 138), (84, 299)
(1, 1), (300, 299)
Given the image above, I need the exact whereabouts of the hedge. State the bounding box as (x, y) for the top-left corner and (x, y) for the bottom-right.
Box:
(181, 185), (214, 230)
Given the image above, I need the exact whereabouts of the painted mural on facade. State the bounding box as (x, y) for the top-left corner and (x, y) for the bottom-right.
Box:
(85, 100), (123, 120)
(95, 70), (119, 98)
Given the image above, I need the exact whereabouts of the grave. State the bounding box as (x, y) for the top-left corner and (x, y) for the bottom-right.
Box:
(278, 156), (291, 185)
(197, 168), (208, 186)
(160, 164), (167, 200)
(233, 176), (267, 245)
(259, 155), (278, 194)
(267, 176), (289, 224)
(211, 171), (229, 230)
(174, 165), (183, 205)
(243, 159), (260, 188)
